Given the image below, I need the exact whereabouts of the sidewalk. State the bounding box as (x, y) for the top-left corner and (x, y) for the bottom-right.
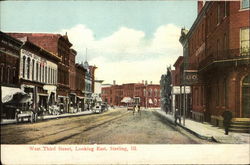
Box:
(1, 110), (95, 125)
(156, 109), (250, 144)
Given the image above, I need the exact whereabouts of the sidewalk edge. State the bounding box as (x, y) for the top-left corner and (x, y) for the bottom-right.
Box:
(156, 110), (219, 143)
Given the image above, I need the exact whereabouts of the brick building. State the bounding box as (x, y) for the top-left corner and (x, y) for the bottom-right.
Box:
(75, 63), (86, 111)
(101, 82), (160, 108)
(8, 33), (73, 113)
(178, 1), (250, 127)
(0, 31), (23, 119)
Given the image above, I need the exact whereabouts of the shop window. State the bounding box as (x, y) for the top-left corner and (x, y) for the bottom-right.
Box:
(241, 0), (250, 9)
(240, 28), (250, 55)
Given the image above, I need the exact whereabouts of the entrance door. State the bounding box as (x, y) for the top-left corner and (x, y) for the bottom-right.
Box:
(242, 74), (250, 118)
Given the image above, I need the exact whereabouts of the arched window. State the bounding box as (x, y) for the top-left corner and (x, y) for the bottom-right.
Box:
(48, 67), (50, 84)
(22, 56), (26, 78)
(39, 64), (42, 82)
(52, 69), (54, 84)
(27, 57), (30, 79)
(12, 67), (16, 84)
(42, 65), (44, 83)
(45, 66), (47, 83)
(36, 62), (39, 81)
(32, 59), (35, 80)
(155, 89), (158, 96)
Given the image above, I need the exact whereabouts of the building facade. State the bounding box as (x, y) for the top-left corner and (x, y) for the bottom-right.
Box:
(0, 31), (23, 119)
(179, 1), (250, 127)
(101, 82), (161, 108)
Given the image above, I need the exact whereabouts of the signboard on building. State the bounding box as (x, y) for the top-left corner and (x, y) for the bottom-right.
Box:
(183, 70), (199, 85)
(172, 86), (191, 94)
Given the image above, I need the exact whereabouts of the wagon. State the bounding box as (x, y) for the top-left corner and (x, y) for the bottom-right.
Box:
(16, 109), (38, 123)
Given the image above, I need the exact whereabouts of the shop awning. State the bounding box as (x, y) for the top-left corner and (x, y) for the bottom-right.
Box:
(1, 86), (31, 104)
(1, 86), (27, 103)
(121, 97), (132, 103)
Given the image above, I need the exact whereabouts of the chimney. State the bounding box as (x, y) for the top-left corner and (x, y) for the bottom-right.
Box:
(113, 80), (116, 85)
(142, 80), (144, 84)
(198, 0), (204, 15)
(150, 81), (152, 84)
(145, 80), (148, 85)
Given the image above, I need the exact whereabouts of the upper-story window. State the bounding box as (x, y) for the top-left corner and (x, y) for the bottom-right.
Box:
(241, 0), (250, 9)
(240, 28), (250, 55)
(217, 4), (221, 25)
(22, 56), (26, 79)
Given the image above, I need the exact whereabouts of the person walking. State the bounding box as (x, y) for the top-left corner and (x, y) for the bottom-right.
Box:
(174, 108), (181, 126)
(222, 110), (233, 135)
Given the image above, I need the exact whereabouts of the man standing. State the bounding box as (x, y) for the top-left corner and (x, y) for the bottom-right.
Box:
(222, 110), (233, 135)
(174, 108), (181, 126)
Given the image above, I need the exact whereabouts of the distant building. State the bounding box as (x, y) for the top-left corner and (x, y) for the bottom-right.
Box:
(101, 82), (160, 108)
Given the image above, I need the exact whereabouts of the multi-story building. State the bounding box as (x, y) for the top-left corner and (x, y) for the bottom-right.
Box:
(101, 82), (161, 108)
(75, 63), (86, 111)
(177, 1), (250, 129)
(8, 33), (73, 113)
(0, 31), (23, 119)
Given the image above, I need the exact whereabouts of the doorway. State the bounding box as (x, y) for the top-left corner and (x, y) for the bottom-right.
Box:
(242, 74), (250, 118)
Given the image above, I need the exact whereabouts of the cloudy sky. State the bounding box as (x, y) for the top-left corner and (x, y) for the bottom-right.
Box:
(1, 0), (197, 84)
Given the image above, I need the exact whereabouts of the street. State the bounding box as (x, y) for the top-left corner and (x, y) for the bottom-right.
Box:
(1, 108), (214, 144)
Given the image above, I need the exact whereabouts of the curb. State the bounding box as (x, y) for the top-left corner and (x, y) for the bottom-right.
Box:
(155, 110), (219, 143)
(1, 111), (97, 125)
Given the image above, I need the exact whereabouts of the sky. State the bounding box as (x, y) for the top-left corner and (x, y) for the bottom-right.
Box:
(0, 0), (197, 84)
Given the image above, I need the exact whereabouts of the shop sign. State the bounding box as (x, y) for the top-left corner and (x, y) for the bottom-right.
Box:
(184, 70), (199, 85)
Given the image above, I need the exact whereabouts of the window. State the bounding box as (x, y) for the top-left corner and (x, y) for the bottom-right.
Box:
(241, 0), (250, 9)
(32, 59), (35, 80)
(22, 56), (26, 78)
(223, 34), (227, 51)
(39, 64), (42, 82)
(12, 67), (16, 83)
(7, 67), (10, 83)
(217, 4), (220, 24)
(36, 62), (39, 81)
(27, 58), (30, 79)
(224, 1), (227, 17)
(240, 28), (250, 55)
(0, 64), (4, 83)
(45, 66), (47, 83)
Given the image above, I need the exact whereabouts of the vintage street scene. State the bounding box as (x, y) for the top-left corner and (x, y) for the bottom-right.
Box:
(0, 0), (250, 164)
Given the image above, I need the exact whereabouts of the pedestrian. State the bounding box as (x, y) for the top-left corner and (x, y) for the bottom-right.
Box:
(222, 110), (233, 135)
(174, 108), (181, 125)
